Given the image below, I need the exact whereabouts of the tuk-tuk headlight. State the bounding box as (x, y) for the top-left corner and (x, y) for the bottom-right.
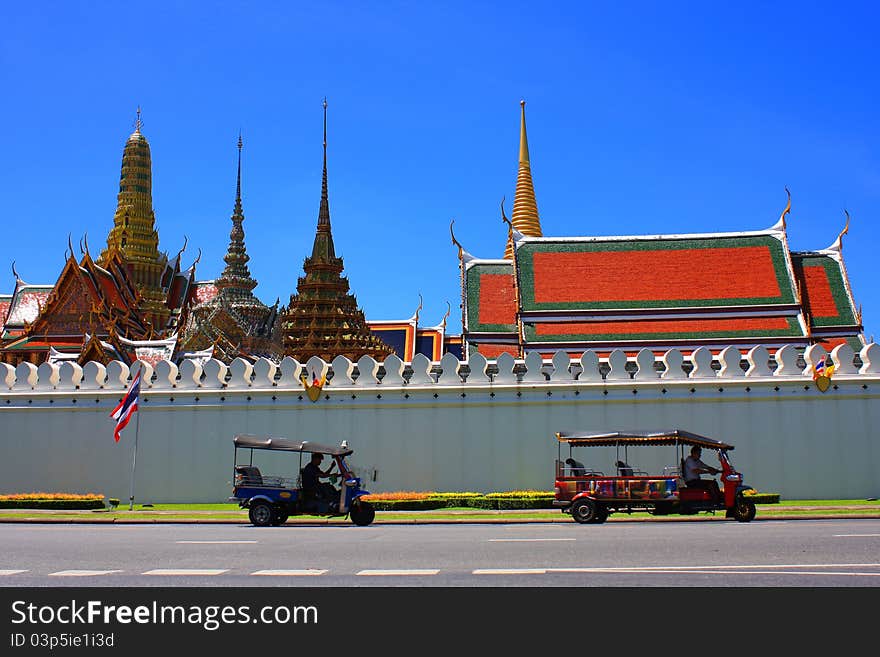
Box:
(344, 479), (357, 487)
(725, 474), (742, 482)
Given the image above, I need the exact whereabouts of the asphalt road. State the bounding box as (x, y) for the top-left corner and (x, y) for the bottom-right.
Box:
(1, 519), (879, 587)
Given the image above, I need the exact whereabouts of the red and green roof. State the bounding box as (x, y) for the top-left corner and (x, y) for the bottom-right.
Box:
(465, 261), (518, 334)
(515, 234), (797, 312)
(0, 295), (11, 327)
(792, 253), (858, 328)
(523, 314), (803, 343)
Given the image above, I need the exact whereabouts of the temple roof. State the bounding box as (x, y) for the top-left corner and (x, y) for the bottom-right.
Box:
(193, 280), (219, 304)
(0, 294), (13, 328)
(513, 228), (798, 314)
(3, 281), (53, 333)
(463, 259), (517, 335)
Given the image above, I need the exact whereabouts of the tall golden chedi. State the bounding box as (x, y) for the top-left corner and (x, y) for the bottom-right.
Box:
(279, 100), (395, 362)
(99, 109), (171, 331)
(504, 100), (543, 259)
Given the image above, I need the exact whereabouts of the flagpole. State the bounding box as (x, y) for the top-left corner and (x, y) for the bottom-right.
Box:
(128, 407), (141, 511)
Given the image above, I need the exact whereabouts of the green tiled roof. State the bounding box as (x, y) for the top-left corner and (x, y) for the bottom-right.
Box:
(515, 235), (797, 312)
(792, 253), (857, 327)
(465, 261), (518, 334)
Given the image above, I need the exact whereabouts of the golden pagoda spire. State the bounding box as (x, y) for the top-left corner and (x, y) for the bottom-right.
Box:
(506, 100), (543, 259)
(100, 108), (170, 330)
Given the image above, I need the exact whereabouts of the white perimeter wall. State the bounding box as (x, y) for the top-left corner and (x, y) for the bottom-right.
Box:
(0, 344), (878, 502)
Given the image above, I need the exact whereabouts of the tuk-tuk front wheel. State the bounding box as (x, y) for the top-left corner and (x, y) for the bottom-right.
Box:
(271, 511), (289, 526)
(249, 501), (275, 527)
(571, 499), (600, 524)
(350, 500), (375, 527)
(733, 499), (757, 523)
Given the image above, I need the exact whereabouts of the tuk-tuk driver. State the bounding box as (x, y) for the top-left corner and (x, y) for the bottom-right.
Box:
(684, 446), (721, 500)
(302, 453), (338, 501)
(565, 458), (586, 477)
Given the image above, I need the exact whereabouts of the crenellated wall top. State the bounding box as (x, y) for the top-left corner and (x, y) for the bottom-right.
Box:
(1, 343), (877, 393)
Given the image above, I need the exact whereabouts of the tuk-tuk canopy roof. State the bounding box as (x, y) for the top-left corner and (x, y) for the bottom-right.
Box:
(556, 430), (734, 451)
(233, 434), (353, 457)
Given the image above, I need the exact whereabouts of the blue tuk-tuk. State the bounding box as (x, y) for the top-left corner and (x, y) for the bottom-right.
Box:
(229, 434), (375, 527)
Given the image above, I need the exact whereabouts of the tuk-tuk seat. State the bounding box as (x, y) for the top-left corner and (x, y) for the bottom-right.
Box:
(616, 461), (647, 476)
(235, 465), (263, 486)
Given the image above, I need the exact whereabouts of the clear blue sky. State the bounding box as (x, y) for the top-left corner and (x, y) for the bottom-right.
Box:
(2, 2), (877, 339)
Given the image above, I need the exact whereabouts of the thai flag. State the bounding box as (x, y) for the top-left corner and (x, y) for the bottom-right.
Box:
(110, 370), (141, 442)
(814, 356), (826, 379)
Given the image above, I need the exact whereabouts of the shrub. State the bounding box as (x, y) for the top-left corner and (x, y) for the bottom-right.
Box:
(362, 490), (556, 510)
(0, 499), (106, 510)
(741, 492), (780, 504)
(0, 492), (105, 501)
(366, 499), (448, 511)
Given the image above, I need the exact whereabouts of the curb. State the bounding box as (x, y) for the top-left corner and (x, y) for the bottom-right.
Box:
(1, 514), (879, 525)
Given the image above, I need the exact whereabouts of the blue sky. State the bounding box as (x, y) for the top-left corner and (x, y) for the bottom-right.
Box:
(2, 2), (877, 339)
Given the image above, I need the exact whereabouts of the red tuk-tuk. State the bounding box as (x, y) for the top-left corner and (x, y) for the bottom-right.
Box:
(553, 430), (759, 523)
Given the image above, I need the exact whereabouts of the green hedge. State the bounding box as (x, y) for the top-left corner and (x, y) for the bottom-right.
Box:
(744, 493), (780, 504)
(0, 499), (106, 510)
(366, 493), (556, 511)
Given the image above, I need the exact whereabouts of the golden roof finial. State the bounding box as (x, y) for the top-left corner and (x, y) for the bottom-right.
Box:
(519, 100), (530, 165)
(135, 106), (143, 133)
(508, 99), (542, 259)
(840, 209), (851, 242)
(449, 219), (464, 260)
(780, 186), (792, 231)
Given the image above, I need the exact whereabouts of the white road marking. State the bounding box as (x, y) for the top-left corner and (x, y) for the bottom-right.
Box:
(356, 569), (440, 576)
(488, 538), (576, 542)
(472, 569), (547, 575)
(833, 534), (880, 538)
(176, 541), (258, 544)
(49, 570), (123, 577)
(251, 569), (327, 576)
(550, 568), (880, 577)
(553, 562), (880, 571)
(142, 569), (229, 576)
(0, 570), (28, 576)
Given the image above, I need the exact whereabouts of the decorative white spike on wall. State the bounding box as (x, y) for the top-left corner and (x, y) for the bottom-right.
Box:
(36, 362), (60, 390)
(718, 347), (744, 377)
(746, 346), (772, 377)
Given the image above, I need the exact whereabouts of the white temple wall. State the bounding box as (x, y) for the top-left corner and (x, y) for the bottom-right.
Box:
(0, 346), (878, 502)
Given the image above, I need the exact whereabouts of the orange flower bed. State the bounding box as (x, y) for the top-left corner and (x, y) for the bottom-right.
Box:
(0, 492), (105, 501)
(361, 491), (437, 502)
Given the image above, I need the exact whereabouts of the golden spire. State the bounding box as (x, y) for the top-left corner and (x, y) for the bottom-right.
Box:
(506, 100), (542, 259)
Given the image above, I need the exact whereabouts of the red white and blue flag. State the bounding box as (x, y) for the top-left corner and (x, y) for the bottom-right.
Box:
(110, 370), (141, 442)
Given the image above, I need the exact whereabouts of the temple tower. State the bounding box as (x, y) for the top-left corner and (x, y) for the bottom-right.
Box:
(100, 108), (170, 329)
(505, 100), (543, 259)
(280, 100), (395, 362)
(216, 134), (261, 303)
(180, 135), (277, 361)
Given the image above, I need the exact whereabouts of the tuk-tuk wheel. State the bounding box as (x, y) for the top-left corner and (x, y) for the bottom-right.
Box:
(733, 500), (757, 523)
(571, 499), (600, 524)
(248, 501), (275, 527)
(350, 500), (376, 527)
(271, 512), (289, 526)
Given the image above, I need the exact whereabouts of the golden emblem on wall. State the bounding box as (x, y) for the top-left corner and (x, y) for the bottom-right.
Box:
(300, 364), (327, 402)
(813, 355), (835, 393)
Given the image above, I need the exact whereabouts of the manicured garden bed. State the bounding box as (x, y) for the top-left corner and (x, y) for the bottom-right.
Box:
(0, 493), (106, 510)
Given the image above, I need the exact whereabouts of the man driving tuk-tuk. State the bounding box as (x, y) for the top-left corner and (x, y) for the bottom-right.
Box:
(301, 453), (339, 506)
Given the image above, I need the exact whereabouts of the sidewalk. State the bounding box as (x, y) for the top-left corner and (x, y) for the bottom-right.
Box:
(1, 505), (879, 524)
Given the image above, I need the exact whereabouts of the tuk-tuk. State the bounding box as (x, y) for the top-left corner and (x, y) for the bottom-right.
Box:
(553, 430), (760, 523)
(229, 434), (375, 527)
